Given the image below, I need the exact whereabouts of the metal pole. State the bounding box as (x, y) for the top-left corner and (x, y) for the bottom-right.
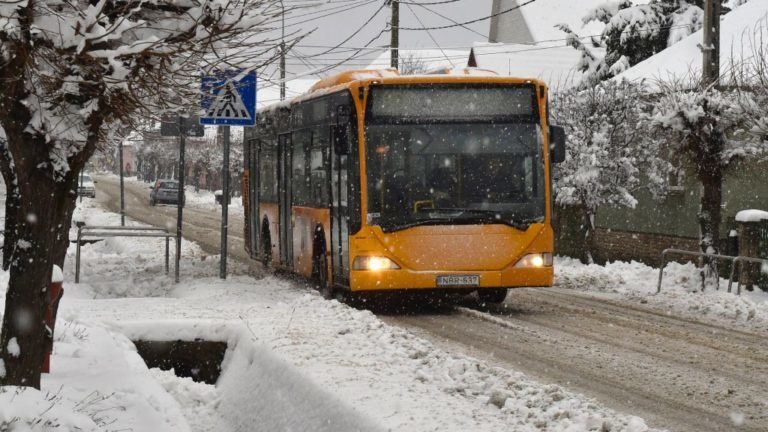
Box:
(220, 125), (230, 279)
(165, 236), (169, 274)
(118, 140), (125, 226)
(75, 227), (82, 283)
(175, 116), (186, 283)
(279, 0), (286, 101)
(702, 0), (721, 87)
(390, 0), (399, 69)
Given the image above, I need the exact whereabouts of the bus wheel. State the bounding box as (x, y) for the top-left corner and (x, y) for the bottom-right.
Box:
(314, 252), (333, 299)
(478, 288), (508, 305)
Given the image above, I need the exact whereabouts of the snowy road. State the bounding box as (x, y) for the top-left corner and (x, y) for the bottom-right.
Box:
(97, 175), (768, 432)
(96, 176), (258, 273)
(386, 290), (768, 432)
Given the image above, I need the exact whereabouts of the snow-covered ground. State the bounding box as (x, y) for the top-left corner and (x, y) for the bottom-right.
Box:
(556, 257), (768, 333)
(3, 197), (767, 431)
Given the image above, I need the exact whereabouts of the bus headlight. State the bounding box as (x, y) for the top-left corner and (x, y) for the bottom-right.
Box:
(514, 253), (553, 268)
(353, 256), (400, 271)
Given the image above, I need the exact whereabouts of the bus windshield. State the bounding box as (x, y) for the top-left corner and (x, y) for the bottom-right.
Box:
(365, 122), (545, 232)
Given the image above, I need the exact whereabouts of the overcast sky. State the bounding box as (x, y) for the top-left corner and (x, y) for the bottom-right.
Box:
(260, 1), (497, 83)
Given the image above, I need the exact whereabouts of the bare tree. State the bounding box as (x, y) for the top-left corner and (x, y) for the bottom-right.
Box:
(0, 0), (294, 388)
(399, 53), (429, 75)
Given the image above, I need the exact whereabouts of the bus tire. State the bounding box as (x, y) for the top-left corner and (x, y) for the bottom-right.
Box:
(261, 220), (272, 267)
(478, 288), (508, 305)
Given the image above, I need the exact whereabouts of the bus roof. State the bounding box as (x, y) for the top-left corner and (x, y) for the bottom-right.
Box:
(258, 68), (549, 114)
(307, 68), (548, 94)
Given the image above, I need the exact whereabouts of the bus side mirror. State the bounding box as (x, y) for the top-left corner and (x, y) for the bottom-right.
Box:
(549, 125), (566, 164)
(333, 125), (349, 156)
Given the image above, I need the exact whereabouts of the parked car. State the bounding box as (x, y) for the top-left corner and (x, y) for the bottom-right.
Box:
(77, 173), (97, 198)
(149, 179), (185, 207)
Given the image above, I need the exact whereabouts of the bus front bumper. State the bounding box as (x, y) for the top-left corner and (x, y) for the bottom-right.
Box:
(349, 266), (553, 292)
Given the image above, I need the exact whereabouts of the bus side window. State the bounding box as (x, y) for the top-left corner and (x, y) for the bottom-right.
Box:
(311, 126), (329, 207)
(259, 139), (277, 202)
(292, 130), (311, 206)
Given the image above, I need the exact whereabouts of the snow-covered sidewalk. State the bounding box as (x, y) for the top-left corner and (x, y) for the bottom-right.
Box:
(556, 257), (768, 333)
(2, 198), (663, 431)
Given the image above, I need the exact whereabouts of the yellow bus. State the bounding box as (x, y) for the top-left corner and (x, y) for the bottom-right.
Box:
(243, 69), (565, 303)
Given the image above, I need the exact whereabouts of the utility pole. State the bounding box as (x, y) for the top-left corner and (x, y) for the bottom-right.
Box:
(279, 0), (286, 101)
(702, 0), (721, 87)
(118, 139), (125, 226)
(390, 0), (399, 69)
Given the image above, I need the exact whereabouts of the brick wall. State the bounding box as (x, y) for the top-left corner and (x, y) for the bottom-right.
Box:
(594, 229), (700, 266)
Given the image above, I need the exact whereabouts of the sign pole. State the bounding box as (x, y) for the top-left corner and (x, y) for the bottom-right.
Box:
(200, 69), (256, 280)
(175, 116), (186, 283)
(119, 140), (125, 226)
(220, 126), (230, 279)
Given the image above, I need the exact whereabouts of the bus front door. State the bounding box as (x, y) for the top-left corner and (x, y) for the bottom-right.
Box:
(331, 132), (350, 285)
(278, 134), (293, 268)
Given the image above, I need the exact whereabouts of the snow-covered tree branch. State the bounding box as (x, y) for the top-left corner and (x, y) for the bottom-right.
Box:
(551, 80), (662, 263)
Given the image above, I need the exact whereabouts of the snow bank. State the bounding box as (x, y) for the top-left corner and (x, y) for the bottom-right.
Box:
(0, 386), (98, 432)
(115, 321), (381, 432)
(556, 257), (768, 332)
(735, 209), (768, 223)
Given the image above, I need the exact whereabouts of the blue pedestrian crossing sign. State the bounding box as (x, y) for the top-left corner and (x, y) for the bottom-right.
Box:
(200, 70), (256, 126)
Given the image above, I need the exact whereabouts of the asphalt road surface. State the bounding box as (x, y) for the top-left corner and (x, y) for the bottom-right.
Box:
(96, 176), (768, 432)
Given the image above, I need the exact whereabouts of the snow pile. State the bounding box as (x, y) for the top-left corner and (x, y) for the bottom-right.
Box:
(556, 257), (768, 332)
(735, 209), (768, 223)
(0, 386), (98, 432)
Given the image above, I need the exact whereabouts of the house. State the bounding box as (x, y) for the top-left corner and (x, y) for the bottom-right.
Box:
(474, 0), (614, 88)
(488, 0), (609, 44)
(468, 42), (587, 89)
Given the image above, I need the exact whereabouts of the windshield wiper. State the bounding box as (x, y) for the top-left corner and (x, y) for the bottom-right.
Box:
(380, 214), (537, 233)
(419, 208), (533, 230)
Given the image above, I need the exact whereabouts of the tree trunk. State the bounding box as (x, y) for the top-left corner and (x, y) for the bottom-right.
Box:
(0, 158), (78, 388)
(0, 119), (85, 388)
(583, 209), (597, 265)
(698, 169), (723, 255)
(697, 156), (723, 291)
(0, 142), (20, 270)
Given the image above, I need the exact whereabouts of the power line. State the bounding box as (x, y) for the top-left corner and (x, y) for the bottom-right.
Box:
(404, 3), (455, 67)
(398, 0), (461, 5)
(281, 0), (379, 29)
(398, 0), (539, 31)
(414, 2), (489, 42)
(309, 2), (388, 57)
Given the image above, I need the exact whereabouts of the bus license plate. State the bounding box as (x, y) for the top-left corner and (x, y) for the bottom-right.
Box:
(436, 275), (480, 287)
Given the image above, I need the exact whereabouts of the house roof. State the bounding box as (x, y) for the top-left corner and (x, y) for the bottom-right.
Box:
(617, 1), (768, 84)
(490, 0), (617, 44)
(364, 49), (471, 73)
(468, 42), (587, 89)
